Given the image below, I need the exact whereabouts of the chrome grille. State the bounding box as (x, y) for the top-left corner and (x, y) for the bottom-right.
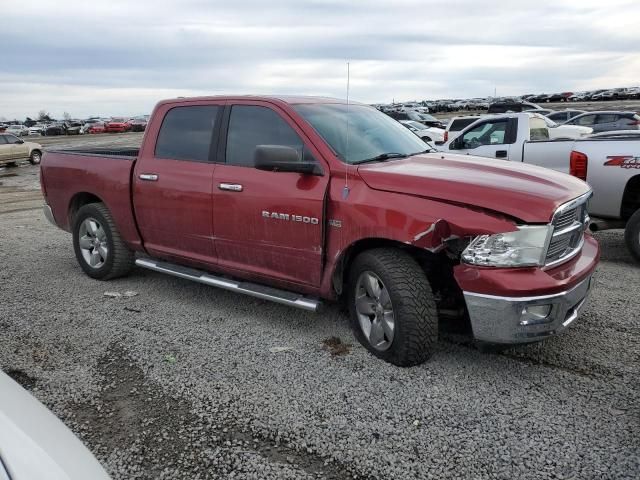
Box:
(545, 193), (591, 267)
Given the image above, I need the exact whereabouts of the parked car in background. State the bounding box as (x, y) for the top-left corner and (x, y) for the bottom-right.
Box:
(44, 123), (65, 136)
(6, 125), (29, 136)
(563, 111), (640, 133)
(104, 118), (131, 133)
(443, 115), (481, 142)
(541, 116), (592, 139)
(65, 121), (83, 135)
(399, 120), (445, 143)
(128, 117), (148, 132)
(546, 110), (585, 123)
(81, 119), (102, 134)
(524, 108), (554, 116)
(487, 101), (540, 114)
(86, 122), (106, 134)
(0, 370), (111, 480)
(0, 133), (42, 166)
(568, 92), (588, 101)
(28, 124), (45, 136)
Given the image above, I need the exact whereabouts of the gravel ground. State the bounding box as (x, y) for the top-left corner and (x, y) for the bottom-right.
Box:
(1, 145), (639, 479)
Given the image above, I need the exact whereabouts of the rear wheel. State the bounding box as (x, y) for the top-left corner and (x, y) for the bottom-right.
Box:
(348, 248), (438, 366)
(72, 203), (135, 280)
(624, 209), (640, 262)
(29, 150), (42, 165)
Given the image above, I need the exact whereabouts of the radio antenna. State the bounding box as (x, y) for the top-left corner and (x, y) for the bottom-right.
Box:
(342, 61), (351, 199)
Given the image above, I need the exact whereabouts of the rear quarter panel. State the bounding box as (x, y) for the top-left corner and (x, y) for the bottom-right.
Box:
(42, 151), (143, 249)
(575, 138), (640, 218)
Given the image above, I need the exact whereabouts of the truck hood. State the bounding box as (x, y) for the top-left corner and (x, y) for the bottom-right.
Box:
(357, 153), (590, 223)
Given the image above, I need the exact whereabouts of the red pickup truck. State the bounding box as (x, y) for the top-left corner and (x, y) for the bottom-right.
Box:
(41, 96), (599, 366)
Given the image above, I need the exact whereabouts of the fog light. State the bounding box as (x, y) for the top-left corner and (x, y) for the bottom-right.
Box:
(519, 304), (552, 326)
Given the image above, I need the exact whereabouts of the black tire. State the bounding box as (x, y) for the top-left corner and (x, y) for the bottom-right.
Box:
(72, 203), (135, 280)
(29, 149), (42, 165)
(347, 248), (438, 366)
(624, 209), (640, 262)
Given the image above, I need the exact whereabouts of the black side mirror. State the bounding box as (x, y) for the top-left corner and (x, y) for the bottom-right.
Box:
(449, 137), (461, 150)
(16, 139), (24, 144)
(254, 145), (321, 175)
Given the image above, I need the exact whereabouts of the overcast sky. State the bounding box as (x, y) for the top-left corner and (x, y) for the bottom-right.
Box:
(2, 0), (640, 119)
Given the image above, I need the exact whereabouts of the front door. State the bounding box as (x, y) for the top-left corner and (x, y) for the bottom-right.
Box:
(133, 103), (223, 267)
(451, 118), (512, 160)
(4, 134), (28, 160)
(212, 103), (329, 287)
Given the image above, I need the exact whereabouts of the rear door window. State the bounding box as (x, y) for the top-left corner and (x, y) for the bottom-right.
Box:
(0, 136), (7, 144)
(155, 106), (220, 162)
(574, 114), (596, 126)
(596, 113), (618, 124)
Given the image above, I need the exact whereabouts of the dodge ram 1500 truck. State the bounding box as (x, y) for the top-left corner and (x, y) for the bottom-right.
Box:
(40, 96), (599, 366)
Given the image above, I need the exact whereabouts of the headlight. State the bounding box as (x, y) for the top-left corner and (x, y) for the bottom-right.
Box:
(462, 225), (552, 267)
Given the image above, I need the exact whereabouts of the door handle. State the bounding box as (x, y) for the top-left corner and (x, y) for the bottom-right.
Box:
(495, 150), (507, 158)
(218, 183), (243, 192)
(139, 174), (158, 181)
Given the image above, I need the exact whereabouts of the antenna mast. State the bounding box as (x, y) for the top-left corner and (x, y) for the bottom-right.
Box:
(343, 62), (350, 199)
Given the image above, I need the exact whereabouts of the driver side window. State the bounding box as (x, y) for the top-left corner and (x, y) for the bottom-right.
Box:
(460, 121), (507, 148)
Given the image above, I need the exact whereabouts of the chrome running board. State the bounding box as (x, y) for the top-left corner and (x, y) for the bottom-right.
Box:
(135, 258), (321, 312)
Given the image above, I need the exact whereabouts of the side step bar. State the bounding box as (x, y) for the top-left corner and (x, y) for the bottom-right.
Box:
(135, 258), (321, 312)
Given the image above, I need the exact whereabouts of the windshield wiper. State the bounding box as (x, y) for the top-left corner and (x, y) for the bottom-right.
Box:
(408, 148), (436, 155)
(352, 152), (408, 165)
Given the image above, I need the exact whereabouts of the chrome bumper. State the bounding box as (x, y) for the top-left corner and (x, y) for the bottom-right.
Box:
(463, 274), (593, 344)
(43, 204), (58, 227)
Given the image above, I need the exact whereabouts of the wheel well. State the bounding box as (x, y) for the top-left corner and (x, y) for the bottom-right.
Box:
(621, 175), (640, 220)
(334, 237), (469, 332)
(68, 192), (103, 224)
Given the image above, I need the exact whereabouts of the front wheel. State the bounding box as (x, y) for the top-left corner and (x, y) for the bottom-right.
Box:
(72, 203), (135, 280)
(348, 248), (438, 366)
(29, 150), (42, 165)
(624, 209), (640, 262)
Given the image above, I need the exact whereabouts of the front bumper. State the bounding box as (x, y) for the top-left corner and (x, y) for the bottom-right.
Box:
(464, 273), (593, 344)
(457, 234), (599, 344)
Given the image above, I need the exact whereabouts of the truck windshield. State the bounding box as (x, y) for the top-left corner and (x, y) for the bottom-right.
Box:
(294, 104), (431, 164)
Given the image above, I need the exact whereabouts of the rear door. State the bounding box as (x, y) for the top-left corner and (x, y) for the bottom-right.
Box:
(571, 114), (597, 130)
(133, 103), (223, 267)
(212, 102), (329, 287)
(595, 113), (619, 132)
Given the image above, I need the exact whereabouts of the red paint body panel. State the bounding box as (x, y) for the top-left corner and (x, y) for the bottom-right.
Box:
(358, 153), (590, 223)
(41, 152), (143, 250)
(41, 95), (599, 305)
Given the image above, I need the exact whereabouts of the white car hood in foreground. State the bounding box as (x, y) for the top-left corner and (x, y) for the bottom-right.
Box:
(0, 371), (111, 480)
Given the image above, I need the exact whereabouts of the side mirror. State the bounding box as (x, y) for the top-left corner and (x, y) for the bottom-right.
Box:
(16, 139), (24, 144)
(254, 145), (321, 175)
(449, 137), (461, 150)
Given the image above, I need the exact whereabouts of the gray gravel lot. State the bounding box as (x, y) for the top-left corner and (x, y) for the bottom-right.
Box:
(0, 134), (639, 479)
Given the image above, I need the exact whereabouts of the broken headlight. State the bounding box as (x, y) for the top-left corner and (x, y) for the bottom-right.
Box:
(461, 225), (552, 267)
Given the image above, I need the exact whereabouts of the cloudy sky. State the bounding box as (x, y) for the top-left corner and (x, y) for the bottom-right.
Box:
(2, 0), (640, 119)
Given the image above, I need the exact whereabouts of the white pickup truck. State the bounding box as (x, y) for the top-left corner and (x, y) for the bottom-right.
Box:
(440, 112), (590, 166)
(570, 133), (640, 260)
(441, 114), (640, 260)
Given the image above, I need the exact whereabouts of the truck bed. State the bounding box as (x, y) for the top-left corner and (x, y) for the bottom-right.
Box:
(41, 148), (143, 249)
